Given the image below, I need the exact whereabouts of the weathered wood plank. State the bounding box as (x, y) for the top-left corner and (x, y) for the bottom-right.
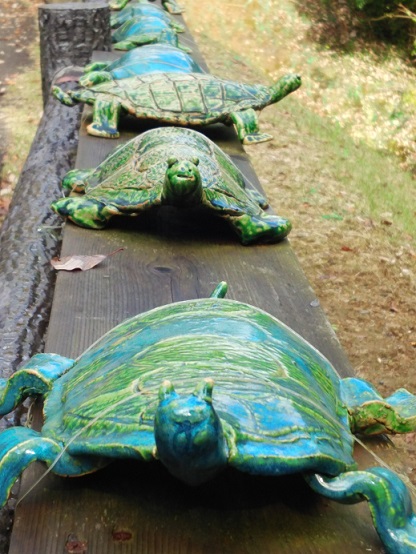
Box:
(7, 7), (409, 553)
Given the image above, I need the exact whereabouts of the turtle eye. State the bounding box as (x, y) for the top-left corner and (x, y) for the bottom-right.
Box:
(191, 156), (200, 167)
(167, 157), (178, 168)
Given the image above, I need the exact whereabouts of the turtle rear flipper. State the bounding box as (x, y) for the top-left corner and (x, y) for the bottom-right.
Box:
(79, 71), (112, 87)
(341, 377), (416, 435)
(306, 468), (416, 554)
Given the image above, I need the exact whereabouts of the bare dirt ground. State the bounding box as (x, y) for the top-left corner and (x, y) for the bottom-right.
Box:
(0, 0), (40, 221)
(0, 0), (416, 485)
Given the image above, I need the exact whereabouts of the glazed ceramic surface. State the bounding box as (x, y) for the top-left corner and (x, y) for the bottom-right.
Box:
(79, 46), (204, 87)
(111, 16), (189, 51)
(52, 72), (301, 142)
(1, 283), (416, 553)
(110, 4), (184, 30)
(110, 0), (184, 16)
(51, 127), (291, 244)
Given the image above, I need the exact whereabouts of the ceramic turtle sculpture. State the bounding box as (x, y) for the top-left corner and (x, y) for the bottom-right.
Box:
(52, 72), (301, 142)
(51, 127), (291, 244)
(110, 0), (184, 15)
(80, 45), (204, 87)
(0, 282), (416, 553)
(111, 16), (190, 51)
(110, 3), (185, 30)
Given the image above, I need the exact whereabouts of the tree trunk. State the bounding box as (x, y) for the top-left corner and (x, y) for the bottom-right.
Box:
(39, 1), (111, 105)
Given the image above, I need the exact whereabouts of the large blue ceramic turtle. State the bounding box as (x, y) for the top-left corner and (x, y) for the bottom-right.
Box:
(79, 45), (204, 88)
(0, 283), (416, 553)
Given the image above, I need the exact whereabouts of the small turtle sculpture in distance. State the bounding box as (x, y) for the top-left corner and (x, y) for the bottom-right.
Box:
(110, 3), (185, 30)
(110, 0), (184, 15)
(52, 72), (301, 142)
(51, 127), (291, 245)
(0, 282), (416, 553)
(80, 45), (204, 87)
(111, 16), (189, 51)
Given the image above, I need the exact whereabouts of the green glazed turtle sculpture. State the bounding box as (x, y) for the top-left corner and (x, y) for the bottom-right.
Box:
(0, 282), (416, 553)
(51, 127), (291, 244)
(110, 3), (185, 30)
(52, 72), (301, 142)
(109, 0), (184, 15)
(80, 45), (204, 87)
(111, 16), (189, 51)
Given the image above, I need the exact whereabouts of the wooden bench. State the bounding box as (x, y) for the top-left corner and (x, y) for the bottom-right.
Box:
(8, 7), (408, 553)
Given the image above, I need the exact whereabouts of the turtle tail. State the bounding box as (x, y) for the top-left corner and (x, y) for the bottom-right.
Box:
(210, 282), (228, 298)
(306, 468), (416, 553)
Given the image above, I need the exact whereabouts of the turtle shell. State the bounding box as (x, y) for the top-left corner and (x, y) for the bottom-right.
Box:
(86, 46), (204, 83)
(112, 16), (179, 44)
(87, 73), (272, 125)
(79, 127), (267, 216)
(110, 4), (184, 30)
(42, 298), (355, 477)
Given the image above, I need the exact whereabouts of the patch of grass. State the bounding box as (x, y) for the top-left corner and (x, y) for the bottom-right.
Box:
(280, 101), (416, 239)
(182, 0), (416, 242)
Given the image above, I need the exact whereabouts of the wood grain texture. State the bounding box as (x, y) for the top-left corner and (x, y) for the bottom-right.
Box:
(8, 6), (410, 553)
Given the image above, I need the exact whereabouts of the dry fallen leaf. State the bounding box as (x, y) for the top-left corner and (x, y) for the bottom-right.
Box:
(51, 247), (124, 272)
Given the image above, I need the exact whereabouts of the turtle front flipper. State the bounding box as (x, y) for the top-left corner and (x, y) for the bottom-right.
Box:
(113, 39), (139, 51)
(0, 427), (102, 508)
(52, 197), (122, 229)
(83, 61), (109, 73)
(305, 468), (416, 554)
(52, 86), (76, 107)
(230, 108), (273, 145)
(341, 377), (416, 435)
(62, 168), (95, 194)
(0, 354), (74, 415)
(87, 98), (121, 138)
(229, 213), (292, 245)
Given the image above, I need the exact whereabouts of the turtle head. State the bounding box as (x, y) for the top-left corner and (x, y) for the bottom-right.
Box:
(154, 379), (228, 485)
(270, 73), (302, 103)
(79, 71), (112, 88)
(162, 156), (203, 207)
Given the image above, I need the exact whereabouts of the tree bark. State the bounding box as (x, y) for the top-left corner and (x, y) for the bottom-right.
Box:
(39, 2), (111, 105)
(0, 78), (81, 395)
